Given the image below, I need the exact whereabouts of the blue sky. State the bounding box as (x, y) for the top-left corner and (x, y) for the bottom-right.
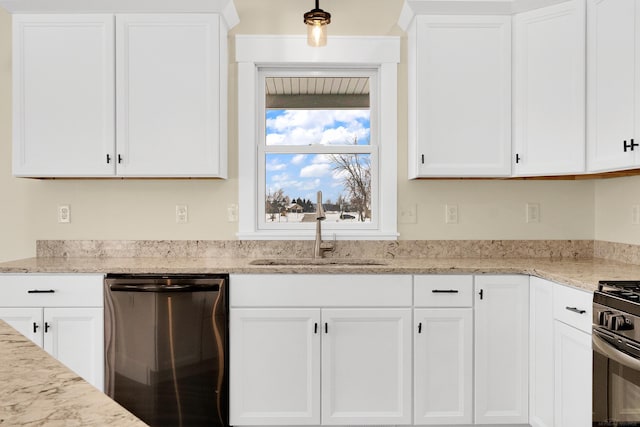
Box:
(265, 109), (370, 204)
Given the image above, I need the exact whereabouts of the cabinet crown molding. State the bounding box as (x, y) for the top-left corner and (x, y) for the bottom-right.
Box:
(398, 0), (573, 30)
(0, 0), (239, 28)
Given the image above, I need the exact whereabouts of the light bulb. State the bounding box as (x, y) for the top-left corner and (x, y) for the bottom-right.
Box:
(307, 22), (327, 47)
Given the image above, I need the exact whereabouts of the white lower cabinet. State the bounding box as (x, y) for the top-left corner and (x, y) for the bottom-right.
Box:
(414, 275), (473, 425)
(529, 277), (555, 427)
(474, 275), (530, 424)
(528, 278), (593, 427)
(0, 274), (104, 390)
(554, 320), (592, 427)
(414, 309), (473, 425)
(231, 307), (412, 426)
(552, 283), (592, 427)
(230, 308), (320, 425)
(230, 274), (594, 427)
(321, 309), (412, 425)
(229, 274), (413, 426)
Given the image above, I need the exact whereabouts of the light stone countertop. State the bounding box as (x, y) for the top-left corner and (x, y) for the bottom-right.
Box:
(0, 320), (146, 427)
(3, 256), (640, 292)
(1, 252), (639, 425)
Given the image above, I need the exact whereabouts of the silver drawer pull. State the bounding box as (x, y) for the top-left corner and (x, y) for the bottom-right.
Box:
(565, 306), (586, 314)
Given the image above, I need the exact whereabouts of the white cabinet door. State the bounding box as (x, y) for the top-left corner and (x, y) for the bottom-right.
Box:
(116, 14), (225, 177)
(0, 307), (43, 347)
(408, 15), (511, 178)
(43, 307), (104, 391)
(587, 0), (640, 172)
(474, 275), (529, 424)
(12, 14), (115, 177)
(554, 320), (592, 427)
(529, 278), (555, 427)
(230, 308), (320, 426)
(513, 0), (586, 176)
(414, 308), (473, 425)
(321, 308), (412, 425)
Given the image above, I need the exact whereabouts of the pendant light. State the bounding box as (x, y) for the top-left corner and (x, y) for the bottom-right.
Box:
(304, 0), (331, 47)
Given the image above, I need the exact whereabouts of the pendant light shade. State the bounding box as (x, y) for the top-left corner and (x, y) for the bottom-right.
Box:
(304, 0), (331, 47)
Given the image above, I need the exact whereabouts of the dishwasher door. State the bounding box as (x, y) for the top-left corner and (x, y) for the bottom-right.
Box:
(104, 274), (228, 427)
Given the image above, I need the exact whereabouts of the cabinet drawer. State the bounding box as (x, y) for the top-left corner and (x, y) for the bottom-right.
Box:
(230, 274), (412, 307)
(414, 275), (473, 307)
(0, 274), (104, 307)
(553, 283), (592, 333)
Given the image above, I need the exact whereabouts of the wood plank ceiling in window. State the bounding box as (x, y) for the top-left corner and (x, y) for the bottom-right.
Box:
(265, 77), (370, 109)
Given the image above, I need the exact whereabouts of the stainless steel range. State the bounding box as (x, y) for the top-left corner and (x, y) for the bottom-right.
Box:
(593, 281), (640, 426)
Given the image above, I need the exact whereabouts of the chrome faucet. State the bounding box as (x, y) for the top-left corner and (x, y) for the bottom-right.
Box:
(314, 191), (334, 258)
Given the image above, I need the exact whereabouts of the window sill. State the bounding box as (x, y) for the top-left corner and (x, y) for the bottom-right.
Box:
(237, 231), (399, 241)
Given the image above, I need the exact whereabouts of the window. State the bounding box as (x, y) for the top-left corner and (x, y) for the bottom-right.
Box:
(260, 70), (377, 232)
(236, 36), (400, 240)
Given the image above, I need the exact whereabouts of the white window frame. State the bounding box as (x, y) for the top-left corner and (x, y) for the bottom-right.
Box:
(236, 35), (400, 240)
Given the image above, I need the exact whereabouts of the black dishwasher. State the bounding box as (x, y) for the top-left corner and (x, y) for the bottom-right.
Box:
(104, 274), (228, 427)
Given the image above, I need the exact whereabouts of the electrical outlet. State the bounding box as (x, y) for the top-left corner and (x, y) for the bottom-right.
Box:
(399, 205), (417, 224)
(633, 205), (640, 225)
(176, 205), (188, 223)
(58, 205), (70, 223)
(228, 204), (238, 222)
(445, 204), (458, 224)
(526, 203), (540, 223)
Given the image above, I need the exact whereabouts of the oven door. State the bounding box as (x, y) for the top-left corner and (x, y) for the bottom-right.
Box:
(593, 328), (640, 425)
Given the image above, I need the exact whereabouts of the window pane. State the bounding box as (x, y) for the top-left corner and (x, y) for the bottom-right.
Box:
(265, 153), (372, 223)
(266, 110), (370, 146)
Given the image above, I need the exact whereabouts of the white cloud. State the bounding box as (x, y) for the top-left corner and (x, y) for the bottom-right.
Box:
(312, 154), (333, 164)
(266, 161), (287, 172)
(266, 110), (370, 146)
(300, 163), (330, 178)
(291, 154), (307, 165)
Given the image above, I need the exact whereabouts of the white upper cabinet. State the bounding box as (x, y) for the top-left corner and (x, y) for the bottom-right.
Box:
(513, 0), (586, 176)
(407, 15), (512, 178)
(12, 15), (115, 177)
(116, 14), (225, 177)
(587, 0), (640, 172)
(12, 12), (231, 178)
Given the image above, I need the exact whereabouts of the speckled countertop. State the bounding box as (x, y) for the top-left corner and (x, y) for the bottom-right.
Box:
(3, 239), (640, 425)
(0, 320), (146, 427)
(3, 255), (640, 292)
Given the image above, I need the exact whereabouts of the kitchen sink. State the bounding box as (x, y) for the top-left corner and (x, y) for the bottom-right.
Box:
(249, 258), (389, 266)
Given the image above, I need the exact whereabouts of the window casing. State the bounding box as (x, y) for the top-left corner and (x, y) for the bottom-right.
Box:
(236, 35), (399, 240)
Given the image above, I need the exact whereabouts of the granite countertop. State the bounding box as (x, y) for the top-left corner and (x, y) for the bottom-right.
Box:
(0, 320), (146, 427)
(3, 255), (640, 292)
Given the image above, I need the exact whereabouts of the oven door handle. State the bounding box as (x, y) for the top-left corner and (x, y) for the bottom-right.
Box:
(593, 331), (640, 371)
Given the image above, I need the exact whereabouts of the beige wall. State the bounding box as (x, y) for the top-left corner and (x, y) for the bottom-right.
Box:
(0, 1), (602, 262)
(595, 175), (640, 244)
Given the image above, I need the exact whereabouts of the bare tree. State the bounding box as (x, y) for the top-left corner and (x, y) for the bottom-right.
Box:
(265, 188), (289, 221)
(329, 137), (371, 221)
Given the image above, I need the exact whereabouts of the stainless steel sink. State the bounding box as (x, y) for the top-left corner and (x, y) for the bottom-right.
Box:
(249, 258), (388, 266)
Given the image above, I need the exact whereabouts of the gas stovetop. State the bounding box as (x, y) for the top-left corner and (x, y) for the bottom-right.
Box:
(595, 281), (640, 338)
(597, 280), (640, 303)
